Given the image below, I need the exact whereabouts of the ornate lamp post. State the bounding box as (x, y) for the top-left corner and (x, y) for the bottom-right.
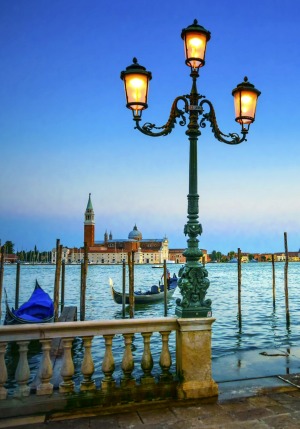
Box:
(121, 20), (261, 318)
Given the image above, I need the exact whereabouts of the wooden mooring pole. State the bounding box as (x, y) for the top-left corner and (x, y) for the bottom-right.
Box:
(237, 248), (242, 327)
(53, 239), (62, 322)
(0, 245), (4, 317)
(163, 259), (167, 317)
(80, 242), (88, 321)
(128, 252), (134, 318)
(272, 254), (276, 308)
(80, 262), (84, 316)
(284, 232), (290, 325)
(60, 260), (65, 313)
(15, 261), (21, 310)
(122, 260), (126, 318)
(131, 251), (135, 318)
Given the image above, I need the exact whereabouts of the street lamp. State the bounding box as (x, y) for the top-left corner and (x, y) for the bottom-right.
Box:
(121, 19), (261, 318)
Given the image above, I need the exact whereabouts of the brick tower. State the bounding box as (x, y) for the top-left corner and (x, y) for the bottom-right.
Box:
(84, 193), (95, 248)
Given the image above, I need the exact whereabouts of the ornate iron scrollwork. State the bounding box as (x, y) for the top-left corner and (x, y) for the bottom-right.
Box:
(134, 96), (189, 137)
(199, 99), (247, 145)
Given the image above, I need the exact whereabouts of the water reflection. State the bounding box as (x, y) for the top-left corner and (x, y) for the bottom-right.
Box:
(2, 263), (300, 363)
(235, 318), (243, 351)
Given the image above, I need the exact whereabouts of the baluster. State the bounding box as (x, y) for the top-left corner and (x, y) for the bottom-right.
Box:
(159, 331), (173, 381)
(0, 342), (8, 399)
(80, 336), (96, 391)
(121, 333), (135, 387)
(14, 341), (30, 398)
(101, 334), (115, 390)
(59, 338), (75, 394)
(37, 339), (53, 395)
(141, 332), (155, 385)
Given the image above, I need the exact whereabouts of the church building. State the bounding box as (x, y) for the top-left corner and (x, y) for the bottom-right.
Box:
(67, 194), (169, 264)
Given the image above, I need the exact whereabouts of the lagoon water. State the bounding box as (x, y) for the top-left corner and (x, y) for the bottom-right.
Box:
(2, 262), (300, 360)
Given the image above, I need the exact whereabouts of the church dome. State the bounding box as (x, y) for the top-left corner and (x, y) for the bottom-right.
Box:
(128, 224), (142, 241)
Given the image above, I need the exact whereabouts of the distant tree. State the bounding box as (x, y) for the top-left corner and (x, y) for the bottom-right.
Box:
(3, 241), (14, 254)
(209, 250), (224, 262)
(220, 255), (228, 263)
(248, 254), (254, 261)
(16, 250), (26, 261)
(261, 255), (266, 262)
(40, 251), (48, 263)
(228, 251), (235, 261)
(210, 250), (217, 262)
(28, 250), (34, 263)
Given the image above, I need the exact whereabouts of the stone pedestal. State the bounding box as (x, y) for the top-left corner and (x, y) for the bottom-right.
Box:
(176, 318), (218, 399)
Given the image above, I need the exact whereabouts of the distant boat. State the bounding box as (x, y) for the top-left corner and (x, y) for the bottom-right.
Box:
(152, 265), (164, 269)
(109, 277), (177, 305)
(249, 259), (258, 263)
(228, 258), (238, 263)
(4, 280), (54, 325)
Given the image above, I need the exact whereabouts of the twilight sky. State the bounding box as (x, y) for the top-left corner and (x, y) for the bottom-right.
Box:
(0, 0), (299, 254)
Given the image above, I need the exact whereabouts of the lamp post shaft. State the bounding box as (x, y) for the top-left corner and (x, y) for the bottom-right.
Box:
(186, 74), (202, 263)
(189, 139), (198, 195)
(175, 72), (211, 318)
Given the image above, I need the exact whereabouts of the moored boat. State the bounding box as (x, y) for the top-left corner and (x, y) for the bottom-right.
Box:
(109, 277), (177, 305)
(4, 280), (54, 325)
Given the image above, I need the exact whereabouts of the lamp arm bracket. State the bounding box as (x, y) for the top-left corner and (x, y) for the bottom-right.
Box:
(199, 99), (247, 145)
(134, 96), (189, 137)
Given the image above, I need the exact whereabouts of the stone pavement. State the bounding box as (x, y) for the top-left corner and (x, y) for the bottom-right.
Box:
(3, 385), (300, 429)
(2, 347), (300, 428)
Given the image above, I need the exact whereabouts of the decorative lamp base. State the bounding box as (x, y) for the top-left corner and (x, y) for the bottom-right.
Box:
(175, 306), (212, 318)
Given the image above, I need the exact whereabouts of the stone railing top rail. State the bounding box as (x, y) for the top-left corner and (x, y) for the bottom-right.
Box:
(0, 317), (215, 342)
(0, 317), (178, 342)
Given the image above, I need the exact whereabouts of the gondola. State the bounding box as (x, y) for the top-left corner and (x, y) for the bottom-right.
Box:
(4, 280), (54, 325)
(109, 277), (178, 305)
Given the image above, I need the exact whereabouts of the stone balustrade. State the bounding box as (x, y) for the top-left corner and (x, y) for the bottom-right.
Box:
(0, 317), (218, 418)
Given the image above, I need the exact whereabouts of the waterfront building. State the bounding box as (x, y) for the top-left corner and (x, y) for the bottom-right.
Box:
(2, 254), (18, 263)
(168, 249), (186, 264)
(52, 194), (169, 264)
(169, 248), (208, 264)
(51, 247), (71, 264)
(51, 194), (208, 264)
(240, 253), (249, 263)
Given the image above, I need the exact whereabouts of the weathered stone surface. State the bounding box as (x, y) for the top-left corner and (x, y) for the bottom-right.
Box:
(228, 406), (274, 421)
(261, 413), (300, 429)
(138, 407), (177, 425)
(176, 318), (218, 399)
(4, 390), (300, 428)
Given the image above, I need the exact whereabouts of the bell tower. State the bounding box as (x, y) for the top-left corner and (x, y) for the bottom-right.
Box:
(84, 193), (95, 247)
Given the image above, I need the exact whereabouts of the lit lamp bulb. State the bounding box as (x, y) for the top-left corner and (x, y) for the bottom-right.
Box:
(127, 75), (146, 114)
(120, 58), (152, 118)
(181, 20), (211, 69)
(241, 93), (254, 122)
(232, 77), (261, 131)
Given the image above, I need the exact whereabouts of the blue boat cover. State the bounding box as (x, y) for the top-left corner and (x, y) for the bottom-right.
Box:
(12, 282), (54, 322)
